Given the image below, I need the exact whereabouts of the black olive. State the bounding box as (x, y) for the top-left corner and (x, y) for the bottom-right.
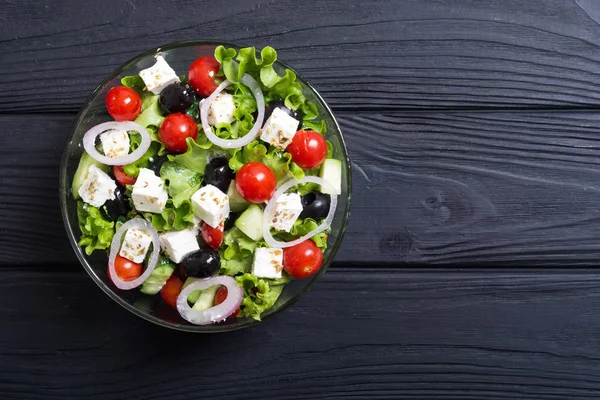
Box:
(181, 248), (221, 279)
(204, 157), (234, 193)
(300, 192), (331, 220)
(149, 155), (168, 175)
(159, 82), (197, 114)
(264, 99), (301, 121)
(102, 186), (130, 221)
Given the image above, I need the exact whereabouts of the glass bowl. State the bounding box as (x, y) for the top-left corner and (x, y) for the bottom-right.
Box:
(59, 40), (351, 332)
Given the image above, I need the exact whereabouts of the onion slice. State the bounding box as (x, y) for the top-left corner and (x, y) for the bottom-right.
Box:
(199, 74), (265, 149)
(176, 276), (243, 325)
(83, 121), (151, 166)
(108, 218), (160, 290)
(263, 176), (338, 248)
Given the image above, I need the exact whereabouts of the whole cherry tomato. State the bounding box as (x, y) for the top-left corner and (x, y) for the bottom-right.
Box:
(158, 113), (198, 153)
(235, 162), (276, 203)
(106, 86), (142, 121)
(286, 130), (327, 169)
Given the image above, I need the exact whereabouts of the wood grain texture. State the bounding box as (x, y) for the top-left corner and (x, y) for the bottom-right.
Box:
(4, 111), (600, 266)
(3, 268), (600, 399)
(4, 0), (600, 112)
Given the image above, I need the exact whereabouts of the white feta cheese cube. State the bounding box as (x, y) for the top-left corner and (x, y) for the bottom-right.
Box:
(159, 228), (199, 263)
(260, 107), (300, 150)
(190, 184), (230, 228)
(270, 192), (303, 232)
(252, 247), (284, 279)
(139, 55), (180, 95)
(100, 129), (130, 159)
(204, 92), (236, 125)
(78, 164), (117, 207)
(119, 228), (152, 263)
(131, 168), (168, 214)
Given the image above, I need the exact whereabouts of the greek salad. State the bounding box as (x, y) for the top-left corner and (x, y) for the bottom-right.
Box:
(72, 45), (342, 325)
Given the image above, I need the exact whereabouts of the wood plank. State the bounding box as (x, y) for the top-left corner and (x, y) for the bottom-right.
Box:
(2, 268), (600, 399)
(5, 111), (600, 267)
(4, 0), (600, 112)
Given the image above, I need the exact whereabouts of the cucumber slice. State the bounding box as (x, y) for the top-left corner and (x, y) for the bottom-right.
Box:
(134, 94), (165, 129)
(235, 204), (264, 241)
(182, 277), (202, 304)
(319, 159), (342, 195)
(140, 261), (175, 295)
(71, 152), (109, 200)
(227, 180), (250, 212)
(192, 284), (220, 311)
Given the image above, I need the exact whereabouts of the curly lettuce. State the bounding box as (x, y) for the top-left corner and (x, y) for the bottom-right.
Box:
(160, 161), (201, 207)
(219, 227), (261, 276)
(229, 140), (304, 182)
(168, 137), (214, 174)
(215, 45), (322, 126)
(76, 201), (115, 255)
(144, 199), (195, 232)
(235, 273), (285, 321)
(274, 218), (329, 250)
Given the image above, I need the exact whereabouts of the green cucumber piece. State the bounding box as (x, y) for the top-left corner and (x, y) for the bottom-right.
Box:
(235, 204), (264, 241)
(319, 159), (342, 195)
(182, 277), (202, 304)
(140, 257), (175, 295)
(192, 284), (220, 311)
(71, 152), (109, 200)
(227, 180), (250, 212)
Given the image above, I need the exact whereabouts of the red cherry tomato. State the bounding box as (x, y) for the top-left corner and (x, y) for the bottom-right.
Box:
(286, 130), (328, 169)
(105, 86), (142, 121)
(214, 286), (240, 317)
(160, 276), (184, 308)
(235, 162), (277, 203)
(283, 240), (323, 279)
(113, 166), (136, 186)
(112, 255), (143, 282)
(201, 222), (224, 250)
(158, 113), (198, 153)
(188, 56), (220, 97)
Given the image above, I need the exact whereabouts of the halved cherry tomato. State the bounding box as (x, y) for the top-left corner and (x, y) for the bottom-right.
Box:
(235, 162), (276, 203)
(160, 276), (184, 308)
(106, 86), (142, 121)
(113, 166), (136, 186)
(158, 113), (198, 153)
(214, 286), (240, 317)
(188, 56), (220, 97)
(201, 222), (224, 250)
(283, 240), (323, 279)
(286, 130), (327, 169)
(112, 255), (143, 282)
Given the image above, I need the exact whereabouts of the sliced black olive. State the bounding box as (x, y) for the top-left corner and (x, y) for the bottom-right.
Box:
(101, 186), (130, 221)
(204, 157), (234, 193)
(149, 155), (168, 176)
(181, 248), (221, 279)
(159, 82), (197, 114)
(300, 192), (331, 220)
(264, 99), (301, 121)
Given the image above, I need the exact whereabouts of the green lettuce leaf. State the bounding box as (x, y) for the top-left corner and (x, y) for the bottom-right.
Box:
(144, 199), (195, 232)
(160, 161), (201, 207)
(229, 140), (304, 182)
(123, 141), (160, 177)
(121, 75), (145, 92)
(274, 218), (330, 250)
(168, 137), (214, 174)
(219, 227), (260, 276)
(214, 45), (324, 128)
(235, 273), (284, 321)
(76, 201), (115, 255)
(135, 94), (165, 129)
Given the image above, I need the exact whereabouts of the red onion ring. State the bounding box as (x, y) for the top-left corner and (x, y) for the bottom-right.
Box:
(199, 74), (264, 149)
(176, 276), (243, 325)
(108, 218), (160, 290)
(83, 121), (151, 166)
(263, 176), (338, 248)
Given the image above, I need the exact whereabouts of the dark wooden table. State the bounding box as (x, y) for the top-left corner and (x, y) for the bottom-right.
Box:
(4, 0), (600, 398)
